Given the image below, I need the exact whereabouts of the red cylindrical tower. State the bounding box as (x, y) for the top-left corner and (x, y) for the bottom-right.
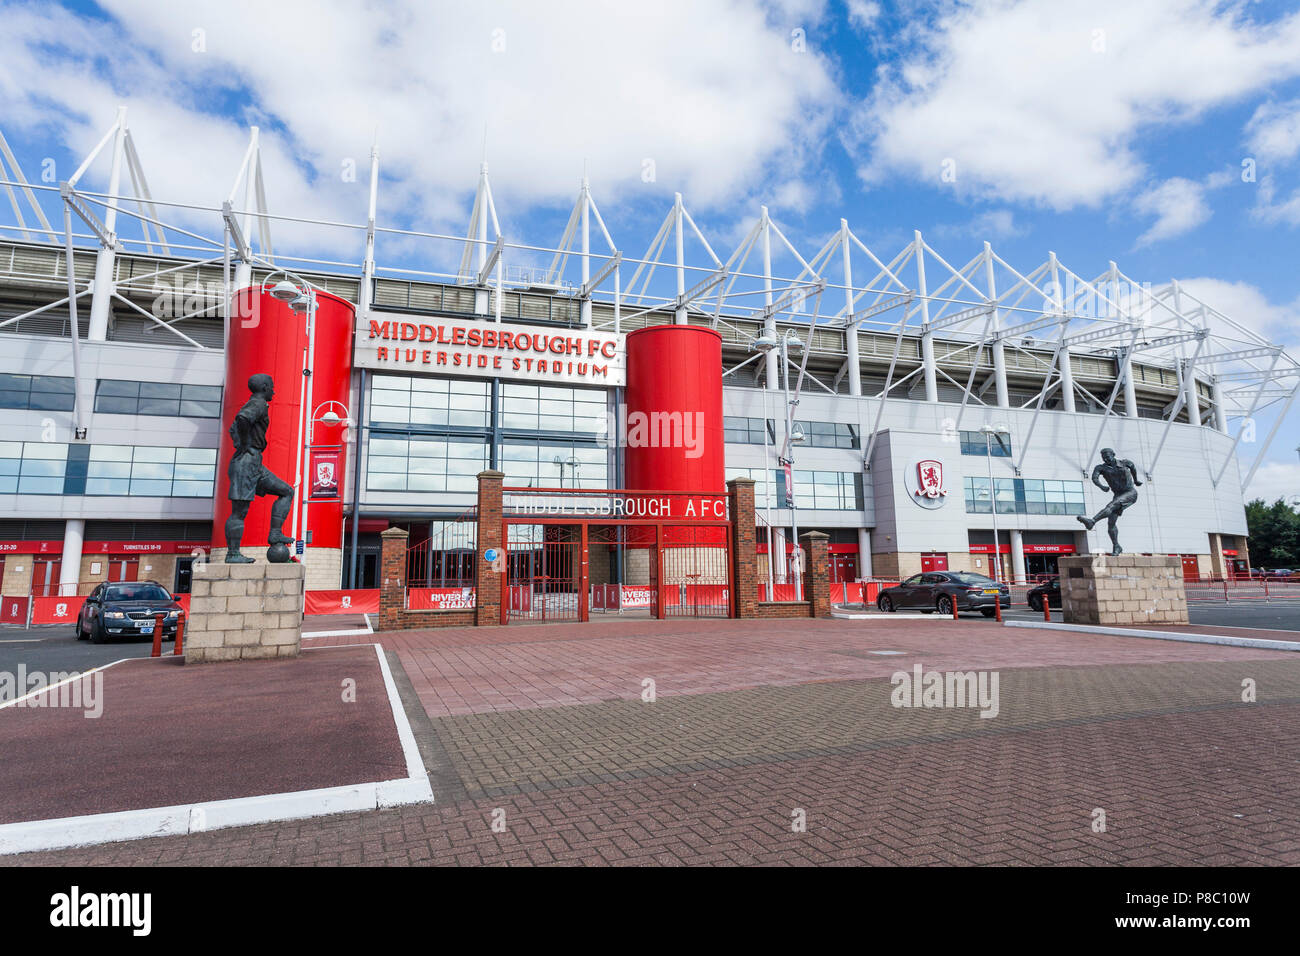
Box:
(213, 287), (356, 555)
(624, 325), (725, 493)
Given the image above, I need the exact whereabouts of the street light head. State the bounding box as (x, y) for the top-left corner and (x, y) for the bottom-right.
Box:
(288, 291), (313, 313)
(784, 332), (805, 349)
(269, 279), (300, 302)
(791, 423), (806, 444)
(751, 333), (778, 352)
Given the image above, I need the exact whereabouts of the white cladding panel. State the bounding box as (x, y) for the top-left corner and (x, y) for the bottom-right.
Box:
(723, 385), (1248, 554)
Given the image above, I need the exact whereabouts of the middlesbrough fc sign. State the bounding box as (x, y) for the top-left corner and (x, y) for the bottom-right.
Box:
(356, 311), (626, 386)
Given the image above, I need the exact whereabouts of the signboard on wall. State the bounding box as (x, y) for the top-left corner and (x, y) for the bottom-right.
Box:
(310, 448), (343, 500)
(355, 311), (626, 386)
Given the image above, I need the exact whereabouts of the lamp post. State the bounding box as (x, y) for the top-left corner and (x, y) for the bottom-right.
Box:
(305, 400), (353, 563)
(750, 333), (778, 597)
(264, 271), (319, 563)
(754, 329), (806, 599)
(980, 424), (1009, 583)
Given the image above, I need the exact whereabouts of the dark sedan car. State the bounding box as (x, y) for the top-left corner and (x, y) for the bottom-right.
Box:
(1026, 577), (1061, 611)
(76, 581), (183, 644)
(876, 571), (1010, 617)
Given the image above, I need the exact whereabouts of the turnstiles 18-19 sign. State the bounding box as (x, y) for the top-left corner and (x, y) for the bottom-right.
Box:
(356, 311), (626, 386)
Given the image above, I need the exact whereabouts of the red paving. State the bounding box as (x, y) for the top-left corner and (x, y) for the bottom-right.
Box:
(9, 617), (1299, 865)
(307, 617), (1295, 718)
(0, 645), (407, 825)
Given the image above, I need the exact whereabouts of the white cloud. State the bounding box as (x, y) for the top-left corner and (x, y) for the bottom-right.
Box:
(1133, 177), (1210, 245)
(932, 208), (1023, 241)
(848, 0), (1300, 210)
(1245, 98), (1300, 165)
(1173, 276), (1300, 352)
(846, 0), (882, 31)
(0, 0), (839, 256)
(1242, 460), (1300, 506)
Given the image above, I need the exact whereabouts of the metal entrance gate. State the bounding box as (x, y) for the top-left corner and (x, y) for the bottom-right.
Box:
(662, 526), (730, 618)
(506, 524), (580, 623)
(501, 488), (733, 625)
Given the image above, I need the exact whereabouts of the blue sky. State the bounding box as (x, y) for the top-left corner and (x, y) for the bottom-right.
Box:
(2, 0), (1299, 501)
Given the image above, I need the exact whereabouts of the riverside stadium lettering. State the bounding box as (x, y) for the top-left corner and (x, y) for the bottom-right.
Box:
(356, 312), (626, 386)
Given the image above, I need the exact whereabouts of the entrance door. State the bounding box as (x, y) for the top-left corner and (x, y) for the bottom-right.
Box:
(1180, 555), (1200, 581)
(830, 555), (857, 583)
(174, 558), (194, 594)
(31, 558), (61, 597)
(920, 552), (948, 573)
(109, 557), (139, 583)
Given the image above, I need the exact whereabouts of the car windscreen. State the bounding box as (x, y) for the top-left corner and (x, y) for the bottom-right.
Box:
(104, 584), (171, 602)
(947, 572), (995, 586)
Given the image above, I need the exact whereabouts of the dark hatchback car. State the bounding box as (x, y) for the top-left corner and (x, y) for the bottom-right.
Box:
(76, 581), (183, 644)
(1026, 577), (1061, 611)
(877, 571), (1010, 617)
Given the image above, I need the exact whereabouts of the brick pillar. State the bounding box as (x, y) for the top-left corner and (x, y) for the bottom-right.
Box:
(801, 531), (831, 618)
(379, 526), (408, 631)
(728, 477), (758, 618)
(476, 470), (505, 626)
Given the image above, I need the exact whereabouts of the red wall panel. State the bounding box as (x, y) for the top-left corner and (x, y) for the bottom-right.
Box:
(213, 288), (356, 552)
(624, 325), (724, 493)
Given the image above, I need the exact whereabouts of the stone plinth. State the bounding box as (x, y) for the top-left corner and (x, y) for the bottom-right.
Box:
(1059, 554), (1188, 626)
(186, 561), (305, 662)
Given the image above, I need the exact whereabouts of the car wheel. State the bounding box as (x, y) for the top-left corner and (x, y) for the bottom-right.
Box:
(1029, 596), (1042, 612)
(980, 608), (997, 618)
(76, 616), (88, 640)
(89, 618), (108, 645)
(878, 595), (894, 613)
(937, 595), (953, 616)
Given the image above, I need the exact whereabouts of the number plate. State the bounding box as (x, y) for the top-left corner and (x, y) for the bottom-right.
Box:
(140, 624), (154, 634)
(982, 588), (999, 594)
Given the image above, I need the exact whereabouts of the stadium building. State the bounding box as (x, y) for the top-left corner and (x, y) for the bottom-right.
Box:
(1, 113), (1296, 622)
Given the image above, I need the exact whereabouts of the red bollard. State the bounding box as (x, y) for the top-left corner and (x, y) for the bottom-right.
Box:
(173, 612), (185, 655)
(150, 612), (164, 657)
(1043, 598), (1051, 622)
(995, 599), (1003, 623)
(952, 597), (959, 621)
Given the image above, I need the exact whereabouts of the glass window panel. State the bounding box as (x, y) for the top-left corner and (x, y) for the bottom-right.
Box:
(18, 475), (63, 493)
(91, 446), (133, 461)
(138, 398), (181, 416)
(172, 481), (213, 497)
(89, 461), (132, 478)
(130, 479), (173, 496)
(96, 380), (139, 397)
(20, 459), (65, 477)
(181, 384), (222, 402)
(179, 400), (222, 417)
(177, 448), (217, 464)
(23, 443), (67, 460)
(368, 473), (405, 490)
(373, 375), (411, 390)
(133, 447), (176, 463)
(139, 382), (181, 399)
(0, 374), (31, 390)
(0, 476), (18, 493)
(28, 392), (75, 411)
(32, 375), (74, 393)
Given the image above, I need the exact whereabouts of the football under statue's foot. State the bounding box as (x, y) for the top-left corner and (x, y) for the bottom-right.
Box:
(1077, 516), (1096, 530)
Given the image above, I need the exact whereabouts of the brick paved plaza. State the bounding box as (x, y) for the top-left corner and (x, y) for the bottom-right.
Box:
(13, 618), (1300, 866)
